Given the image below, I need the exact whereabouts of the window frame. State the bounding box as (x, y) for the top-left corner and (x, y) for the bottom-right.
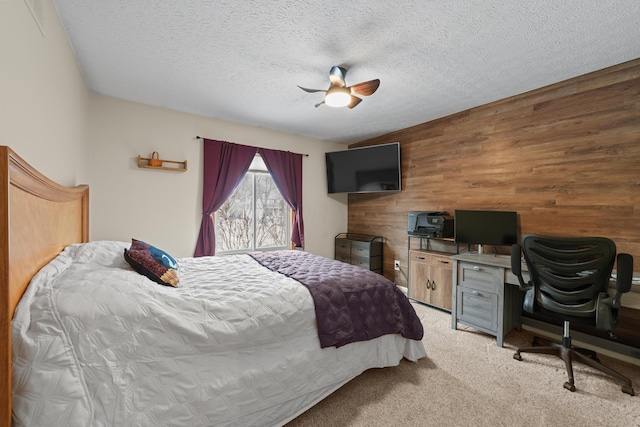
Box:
(215, 154), (291, 255)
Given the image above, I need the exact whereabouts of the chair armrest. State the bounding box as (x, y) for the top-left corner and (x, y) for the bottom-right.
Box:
(611, 253), (633, 308)
(511, 244), (531, 291)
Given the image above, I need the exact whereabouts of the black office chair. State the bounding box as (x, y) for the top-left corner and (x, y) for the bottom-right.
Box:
(511, 234), (635, 395)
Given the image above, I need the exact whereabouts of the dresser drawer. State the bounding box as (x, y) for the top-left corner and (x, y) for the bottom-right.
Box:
(335, 239), (351, 261)
(350, 241), (371, 258)
(457, 286), (498, 333)
(335, 238), (351, 251)
(458, 262), (502, 293)
(335, 252), (351, 263)
(351, 256), (372, 270)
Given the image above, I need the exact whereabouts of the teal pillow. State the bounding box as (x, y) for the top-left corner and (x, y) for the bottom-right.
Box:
(124, 239), (179, 287)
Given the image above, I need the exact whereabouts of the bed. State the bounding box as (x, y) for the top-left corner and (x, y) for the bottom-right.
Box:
(1, 146), (426, 426)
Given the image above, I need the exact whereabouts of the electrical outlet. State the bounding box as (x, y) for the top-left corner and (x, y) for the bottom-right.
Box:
(394, 260), (400, 271)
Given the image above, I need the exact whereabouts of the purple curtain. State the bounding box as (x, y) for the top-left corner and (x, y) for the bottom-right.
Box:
(259, 148), (305, 248)
(194, 139), (256, 257)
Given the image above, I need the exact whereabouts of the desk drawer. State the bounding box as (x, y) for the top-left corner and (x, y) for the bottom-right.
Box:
(458, 262), (502, 293)
(410, 251), (429, 265)
(430, 253), (453, 268)
(410, 251), (452, 267)
(457, 286), (498, 333)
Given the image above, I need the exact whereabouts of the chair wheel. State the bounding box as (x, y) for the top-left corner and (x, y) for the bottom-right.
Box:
(622, 385), (635, 396)
(513, 353), (522, 361)
(564, 382), (576, 392)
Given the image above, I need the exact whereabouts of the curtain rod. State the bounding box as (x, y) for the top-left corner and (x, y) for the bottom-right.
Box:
(195, 136), (309, 157)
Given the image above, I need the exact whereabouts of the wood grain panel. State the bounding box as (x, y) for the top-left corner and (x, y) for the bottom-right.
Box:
(347, 59), (640, 288)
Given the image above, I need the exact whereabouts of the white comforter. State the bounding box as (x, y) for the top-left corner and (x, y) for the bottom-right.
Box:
(12, 241), (426, 427)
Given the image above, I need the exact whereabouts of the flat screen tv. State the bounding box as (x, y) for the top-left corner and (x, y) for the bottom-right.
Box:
(325, 142), (401, 194)
(454, 210), (518, 252)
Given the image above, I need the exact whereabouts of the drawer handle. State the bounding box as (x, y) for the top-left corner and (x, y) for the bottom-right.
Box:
(416, 256), (426, 260)
(431, 280), (436, 291)
(473, 266), (481, 271)
(472, 290), (480, 296)
(425, 279), (431, 289)
(437, 260), (450, 264)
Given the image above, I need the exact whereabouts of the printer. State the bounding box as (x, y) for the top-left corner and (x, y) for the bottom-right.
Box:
(408, 211), (454, 238)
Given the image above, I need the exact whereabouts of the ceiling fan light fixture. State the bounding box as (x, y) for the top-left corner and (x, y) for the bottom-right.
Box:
(299, 66), (379, 109)
(324, 86), (351, 107)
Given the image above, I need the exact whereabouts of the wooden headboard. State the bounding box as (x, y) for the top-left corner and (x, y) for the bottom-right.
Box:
(0, 146), (89, 426)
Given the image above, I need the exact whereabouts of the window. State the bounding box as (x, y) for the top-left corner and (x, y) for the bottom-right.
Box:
(215, 154), (291, 253)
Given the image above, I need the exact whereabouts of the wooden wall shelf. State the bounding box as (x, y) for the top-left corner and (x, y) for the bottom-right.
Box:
(137, 155), (187, 172)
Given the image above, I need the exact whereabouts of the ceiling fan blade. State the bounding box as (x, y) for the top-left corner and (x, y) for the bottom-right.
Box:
(329, 66), (346, 87)
(298, 85), (326, 93)
(315, 100), (325, 108)
(349, 79), (380, 96)
(347, 96), (362, 109)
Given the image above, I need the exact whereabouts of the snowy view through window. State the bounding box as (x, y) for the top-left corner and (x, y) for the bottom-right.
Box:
(215, 155), (289, 253)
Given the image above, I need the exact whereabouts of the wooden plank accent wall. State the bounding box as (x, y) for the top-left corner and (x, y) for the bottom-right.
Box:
(347, 58), (640, 286)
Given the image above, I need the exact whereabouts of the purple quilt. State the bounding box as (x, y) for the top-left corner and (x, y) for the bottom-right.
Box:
(249, 250), (424, 348)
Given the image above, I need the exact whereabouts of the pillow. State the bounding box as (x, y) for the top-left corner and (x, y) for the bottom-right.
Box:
(124, 239), (179, 287)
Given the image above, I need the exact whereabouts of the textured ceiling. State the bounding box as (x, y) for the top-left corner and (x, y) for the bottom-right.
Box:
(53, 0), (640, 145)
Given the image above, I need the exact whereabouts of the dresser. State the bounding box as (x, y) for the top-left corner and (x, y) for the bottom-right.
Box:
(334, 233), (383, 274)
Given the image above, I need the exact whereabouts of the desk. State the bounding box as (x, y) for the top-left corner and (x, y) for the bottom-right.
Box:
(450, 253), (640, 364)
(450, 253), (524, 347)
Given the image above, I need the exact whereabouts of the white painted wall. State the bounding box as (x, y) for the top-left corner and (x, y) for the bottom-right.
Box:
(0, 0), (90, 186)
(2, 1), (348, 259)
(88, 95), (348, 258)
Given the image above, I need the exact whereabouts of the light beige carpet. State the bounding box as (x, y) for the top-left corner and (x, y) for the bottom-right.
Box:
(287, 302), (640, 427)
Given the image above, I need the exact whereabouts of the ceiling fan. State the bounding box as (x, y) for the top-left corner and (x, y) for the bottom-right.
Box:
(298, 66), (380, 109)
